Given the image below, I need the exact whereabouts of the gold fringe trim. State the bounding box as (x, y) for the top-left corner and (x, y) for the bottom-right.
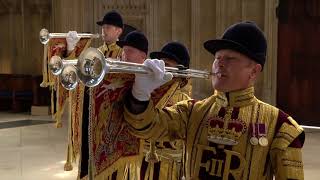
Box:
(54, 103), (65, 128)
(65, 95), (75, 171)
(54, 87), (69, 128)
(70, 84), (85, 161)
(50, 86), (55, 118)
(92, 141), (144, 180)
(64, 144), (73, 171)
(55, 121), (62, 128)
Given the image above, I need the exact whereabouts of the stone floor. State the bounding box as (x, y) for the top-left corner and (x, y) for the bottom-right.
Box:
(0, 111), (319, 180)
(0, 111), (78, 180)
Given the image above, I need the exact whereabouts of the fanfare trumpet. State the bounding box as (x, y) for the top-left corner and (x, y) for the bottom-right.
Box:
(39, 28), (100, 45)
(48, 56), (79, 90)
(49, 48), (211, 90)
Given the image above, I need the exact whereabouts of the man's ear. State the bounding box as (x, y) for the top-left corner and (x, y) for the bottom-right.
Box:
(250, 63), (262, 80)
(256, 64), (262, 73)
(141, 51), (147, 59)
(117, 28), (123, 37)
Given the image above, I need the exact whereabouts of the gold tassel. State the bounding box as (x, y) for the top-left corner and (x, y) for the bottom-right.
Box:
(145, 140), (159, 163)
(55, 122), (63, 128)
(55, 111), (63, 128)
(54, 109), (62, 128)
(50, 86), (54, 117)
(40, 43), (49, 87)
(55, 83), (62, 128)
(55, 85), (67, 128)
(64, 94), (74, 171)
(64, 143), (73, 171)
(146, 81), (181, 165)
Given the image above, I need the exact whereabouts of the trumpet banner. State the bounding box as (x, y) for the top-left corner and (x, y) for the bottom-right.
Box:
(70, 83), (85, 159)
(44, 38), (92, 127)
(40, 37), (92, 171)
(45, 38), (68, 127)
(82, 73), (182, 179)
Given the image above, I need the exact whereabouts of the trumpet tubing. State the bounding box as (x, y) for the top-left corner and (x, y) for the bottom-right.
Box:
(49, 55), (77, 75)
(76, 48), (211, 87)
(106, 59), (211, 79)
(39, 28), (100, 45)
(49, 48), (211, 90)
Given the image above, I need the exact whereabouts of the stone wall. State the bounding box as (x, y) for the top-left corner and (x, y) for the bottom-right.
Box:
(0, 0), (278, 104)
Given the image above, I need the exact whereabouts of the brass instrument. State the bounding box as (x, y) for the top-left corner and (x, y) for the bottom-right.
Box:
(39, 28), (100, 45)
(49, 48), (211, 90)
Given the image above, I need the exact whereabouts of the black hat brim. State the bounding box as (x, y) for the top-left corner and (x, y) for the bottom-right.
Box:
(204, 39), (250, 56)
(96, 21), (103, 26)
(149, 51), (179, 62)
(96, 21), (123, 28)
(204, 39), (259, 63)
(116, 40), (128, 48)
(116, 40), (147, 54)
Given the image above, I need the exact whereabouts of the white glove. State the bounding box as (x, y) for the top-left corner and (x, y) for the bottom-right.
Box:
(66, 31), (80, 52)
(132, 59), (173, 101)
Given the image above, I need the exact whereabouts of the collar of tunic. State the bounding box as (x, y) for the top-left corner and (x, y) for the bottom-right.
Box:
(215, 86), (256, 107)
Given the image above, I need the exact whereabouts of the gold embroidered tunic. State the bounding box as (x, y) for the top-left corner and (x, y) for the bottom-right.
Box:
(124, 87), (305, 180)
(98, 42), (122, 59)
(141, 81), (192, 180)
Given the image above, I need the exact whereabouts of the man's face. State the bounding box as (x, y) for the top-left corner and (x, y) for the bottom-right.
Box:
(101, 24), (122, 44)
(122, 46), (146, 64)
(211, 49), (261, 92)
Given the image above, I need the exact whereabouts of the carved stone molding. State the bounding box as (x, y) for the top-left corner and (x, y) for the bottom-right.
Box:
(102, 0), (147, 15)
(0, 0), (50, 15)
(124, 15), (146, 32)
(0, 0), (20, 14)
(25, 0), (51, 14)
(99, 0), (148, 32)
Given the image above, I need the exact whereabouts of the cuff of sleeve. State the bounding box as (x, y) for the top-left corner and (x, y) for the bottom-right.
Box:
(124, 99), (156, 130)
(271, 120), (304, 150)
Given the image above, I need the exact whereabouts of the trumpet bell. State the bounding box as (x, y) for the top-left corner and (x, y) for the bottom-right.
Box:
(39, 28), (49, 45)
(77, 48), (106, 87)
(49, 56), (63, 75)
(60, 65), (78, 90)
